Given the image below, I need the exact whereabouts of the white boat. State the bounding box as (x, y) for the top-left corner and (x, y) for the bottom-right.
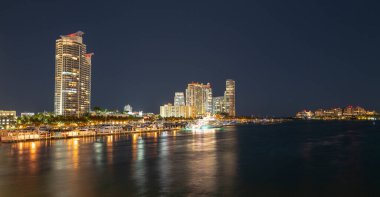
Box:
(186, 116), (223, 130)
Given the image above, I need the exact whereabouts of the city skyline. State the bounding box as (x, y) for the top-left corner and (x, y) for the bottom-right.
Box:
(1, 1), (380, 116)
(1, 2), (380, 197)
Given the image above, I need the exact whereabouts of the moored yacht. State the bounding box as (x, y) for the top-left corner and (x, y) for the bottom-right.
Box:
(185, 116), (223, 130)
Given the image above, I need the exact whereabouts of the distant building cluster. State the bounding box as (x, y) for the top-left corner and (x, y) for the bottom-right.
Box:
(296, 106), (378, 120)
(160, 79), (236, 118)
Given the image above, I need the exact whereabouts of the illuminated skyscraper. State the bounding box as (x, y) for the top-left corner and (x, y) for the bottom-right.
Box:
(54, 31), (93, 116)
(224, 79), (236, 117)
(174, 92), (185, 106)
(185, 82), (212, 117)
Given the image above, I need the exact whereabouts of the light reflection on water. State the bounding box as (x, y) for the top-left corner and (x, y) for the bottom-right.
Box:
(0, 129), (238, 196)
(1, 122), (379, 196)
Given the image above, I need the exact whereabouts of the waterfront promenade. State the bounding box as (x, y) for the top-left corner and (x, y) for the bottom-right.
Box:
(0, 127), (183, 143)
(0, 118), (283, 143)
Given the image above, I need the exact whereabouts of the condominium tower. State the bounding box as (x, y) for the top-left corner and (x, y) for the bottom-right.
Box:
(212, 96), (225, 114)
(185, 82), (212, 117)
(224, 79), (236, 116)
(174, 92), (185, 106)
(54, 31), (93, 116)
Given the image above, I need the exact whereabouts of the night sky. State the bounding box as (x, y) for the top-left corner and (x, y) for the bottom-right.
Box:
(0, 0), (379, 116)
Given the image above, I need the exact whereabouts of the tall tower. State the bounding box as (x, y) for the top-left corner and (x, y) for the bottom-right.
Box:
(224, 79), (235, 117)
(174, 92), (185, 106)
(54, 31), (93, 116)
(185, 82), (212, 117)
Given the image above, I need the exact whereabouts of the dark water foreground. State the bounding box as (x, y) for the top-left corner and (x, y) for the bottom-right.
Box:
(1, 121), (380, 196)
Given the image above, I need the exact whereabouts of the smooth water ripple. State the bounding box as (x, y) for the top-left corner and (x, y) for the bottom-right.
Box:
(0, 121), (380, 196)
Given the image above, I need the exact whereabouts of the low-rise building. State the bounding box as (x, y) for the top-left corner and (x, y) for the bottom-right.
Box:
(366, 111), (377, 116)
(0, 110), (17, 129)
(21, 112), (35, 117)
(314, 109), (324, 117)
(315, 108), (343, 117)
(343, 106), (367, 116)
(160, 103), (193, 118)
(296, 110), (314, 119)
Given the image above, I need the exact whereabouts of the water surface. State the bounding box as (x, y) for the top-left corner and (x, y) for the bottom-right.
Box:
(1, 121), (379, 196)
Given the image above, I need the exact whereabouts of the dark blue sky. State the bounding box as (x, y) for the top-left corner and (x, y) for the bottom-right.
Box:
(0, 0), (379, 116)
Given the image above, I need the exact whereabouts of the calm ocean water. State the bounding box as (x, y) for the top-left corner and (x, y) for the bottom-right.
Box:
(0, 121), (379, 196)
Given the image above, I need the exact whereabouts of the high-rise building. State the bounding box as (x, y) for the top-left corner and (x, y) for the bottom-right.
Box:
(54, 31), (93, 116)
(212, 96), (225, 115)
(185, 82), (212, 117)
(174, 92), (185, 106)
(224, 79), (236, 117)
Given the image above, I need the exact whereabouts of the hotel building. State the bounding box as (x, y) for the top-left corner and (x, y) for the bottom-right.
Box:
(54, 31), (93, 116)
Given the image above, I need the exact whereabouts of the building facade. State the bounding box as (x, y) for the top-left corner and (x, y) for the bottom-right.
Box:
(212, 96), (225, 115)
(174, 92), (185, 106)
(224, 79), (236, 117)
(296, 110), (314, 119)
(0, 110), (16, 129)
(185, 82), (212, 117)
(160, 103), (193, 118)
(54, 31), (93, 116)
